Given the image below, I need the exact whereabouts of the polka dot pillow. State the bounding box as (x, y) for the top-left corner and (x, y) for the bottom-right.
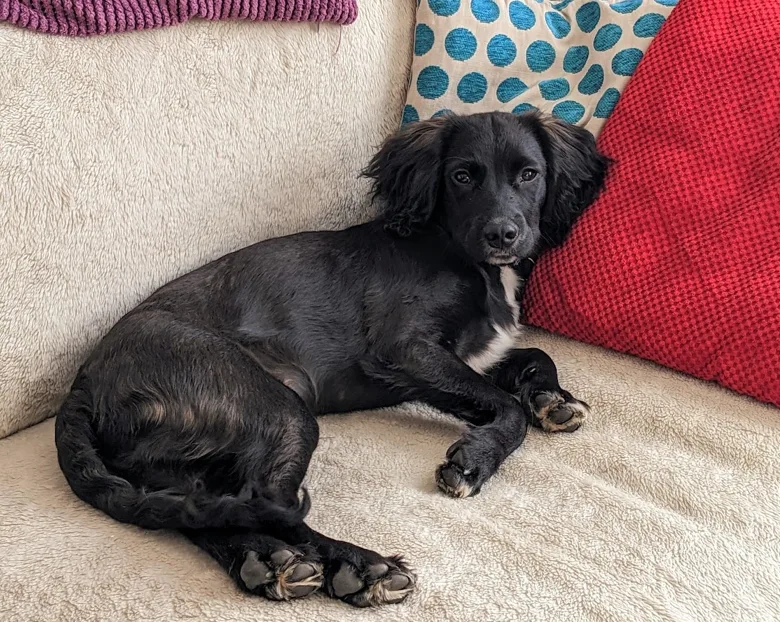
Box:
(405, 0), (677, 135)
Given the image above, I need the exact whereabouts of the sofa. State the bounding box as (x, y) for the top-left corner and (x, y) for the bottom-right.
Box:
(1, 2), (778, 621)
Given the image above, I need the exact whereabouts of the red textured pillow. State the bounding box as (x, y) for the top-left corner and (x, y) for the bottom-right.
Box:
(524, 0), (780, 408)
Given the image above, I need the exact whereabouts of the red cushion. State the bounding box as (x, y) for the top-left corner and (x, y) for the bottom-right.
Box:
(524, 0), (780, 408)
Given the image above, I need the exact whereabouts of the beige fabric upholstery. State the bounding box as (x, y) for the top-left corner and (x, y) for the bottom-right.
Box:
(2, 5), (779, 621)
(2, 331), (779, 621)
(0, 1), (415, 438)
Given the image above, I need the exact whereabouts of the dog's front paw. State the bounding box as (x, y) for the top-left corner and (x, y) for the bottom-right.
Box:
(530, 389), (589, 433)
(435, 437), (491, 498)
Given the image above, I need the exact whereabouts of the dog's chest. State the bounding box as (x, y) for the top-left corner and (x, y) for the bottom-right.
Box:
(463, 267), (522, 374)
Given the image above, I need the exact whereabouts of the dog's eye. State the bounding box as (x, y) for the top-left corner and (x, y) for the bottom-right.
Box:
(453, 170), (471, 185)
(519, 169), (538, 182)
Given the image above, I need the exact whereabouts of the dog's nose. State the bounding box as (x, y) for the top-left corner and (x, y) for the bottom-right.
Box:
(484, 220), (519, 250)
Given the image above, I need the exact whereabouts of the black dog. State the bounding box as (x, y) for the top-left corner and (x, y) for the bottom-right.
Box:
(55, 111), (608, 607)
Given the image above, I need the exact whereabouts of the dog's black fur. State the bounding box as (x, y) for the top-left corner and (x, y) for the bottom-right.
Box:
(55, 111), (608, 607)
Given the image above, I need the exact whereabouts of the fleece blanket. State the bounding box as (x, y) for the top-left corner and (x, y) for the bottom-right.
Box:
(2, 330), (779, 621)
(0, 0), (356, 35)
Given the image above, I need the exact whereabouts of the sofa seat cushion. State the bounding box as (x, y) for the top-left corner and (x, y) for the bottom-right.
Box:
(2, 332), (778, 621)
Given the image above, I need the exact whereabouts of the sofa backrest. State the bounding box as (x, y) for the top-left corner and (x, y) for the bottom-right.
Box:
(0, 4), (414, 438)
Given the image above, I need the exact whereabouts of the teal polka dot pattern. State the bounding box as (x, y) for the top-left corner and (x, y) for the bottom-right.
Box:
(578, 63), (604, 94)
(544, 11), (570, 38)
(552, 100), (586, 123)
(487, 34), (517, 67)
(417, 66), (450, 99)
(512, 102), (537, 115)
(576, 2), (600, 33)
(612, 48), (643, 75)
(594, 87), (620, 117)
(405, 0), (677, 133)
(415, 24), (435, 56)
(527, 40), (556, 72)
(402, 105), (420, 125)
(429, 0), (459, 17)
(497, 77), (528, 102)
(445, 27), (478, 60)
(563, 45), (589, 73)
(610, 0), (642, 14)
(471, 0), (499, 23)
(508, 1), (535, 30)
(539, 77), (570, 100)
(458, 72), (489, 103)
(594, 24), (622, 51)
(634, 13), (665, 37)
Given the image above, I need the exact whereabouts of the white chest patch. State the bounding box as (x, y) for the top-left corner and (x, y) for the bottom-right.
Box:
(464, 267), (523, 375)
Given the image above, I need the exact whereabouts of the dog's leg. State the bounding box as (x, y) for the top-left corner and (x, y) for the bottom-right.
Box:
(177, 383), (323, 600)
(488, 348), (590, 434)
(266, 522), (416, 608)
(363, 343), (530, 497)
(185, 529), (324, 600)
(434, 407), (529, 499)
(175, 384), (323, 600)
(434, 348), (590, 497)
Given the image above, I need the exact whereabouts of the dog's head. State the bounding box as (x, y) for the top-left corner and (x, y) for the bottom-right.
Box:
(364, 111), (609, 265)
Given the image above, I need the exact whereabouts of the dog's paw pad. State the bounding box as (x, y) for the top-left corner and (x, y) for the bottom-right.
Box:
(532, 390), (589, 433)
(240, 551), (273, 590)
(332, 564), (365, 597)
(330, 556), (416, 607)
(240, 547), (323, 600)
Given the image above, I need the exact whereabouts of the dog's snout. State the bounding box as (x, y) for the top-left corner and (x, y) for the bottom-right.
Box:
(484, 219), (520, 250)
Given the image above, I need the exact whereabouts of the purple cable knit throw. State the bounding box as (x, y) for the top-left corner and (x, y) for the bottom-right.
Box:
(0, 0), (357, 35)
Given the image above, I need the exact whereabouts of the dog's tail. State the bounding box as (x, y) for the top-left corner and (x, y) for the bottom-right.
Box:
(55, 382), (309, 531)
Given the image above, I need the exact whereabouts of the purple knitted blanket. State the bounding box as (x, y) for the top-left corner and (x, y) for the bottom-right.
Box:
(0, 0), (356, 35)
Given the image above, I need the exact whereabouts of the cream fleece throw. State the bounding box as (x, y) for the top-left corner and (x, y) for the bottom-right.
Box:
(0, 0), (356, 35)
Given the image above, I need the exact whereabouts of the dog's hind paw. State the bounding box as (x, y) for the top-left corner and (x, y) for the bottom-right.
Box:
(239, 547), (323, 600)
(328, 555), (416, 607)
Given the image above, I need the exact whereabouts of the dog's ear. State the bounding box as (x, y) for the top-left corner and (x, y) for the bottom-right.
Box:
(363, 117), (448, 237)
(531, 113), (610, 249)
